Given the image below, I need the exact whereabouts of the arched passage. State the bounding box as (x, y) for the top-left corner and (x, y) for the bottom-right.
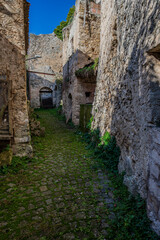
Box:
(39, 87), (53, 109)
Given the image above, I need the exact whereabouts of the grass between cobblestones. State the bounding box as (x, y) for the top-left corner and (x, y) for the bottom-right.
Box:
(0, 109), (112, 240)
(0, 109), (159, 240)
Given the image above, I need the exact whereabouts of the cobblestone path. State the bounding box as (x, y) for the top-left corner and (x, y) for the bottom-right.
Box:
(0, 109), (114, 240)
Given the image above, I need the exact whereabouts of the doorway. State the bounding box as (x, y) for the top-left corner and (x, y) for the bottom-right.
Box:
(40, 87), (53, 109)
(0, 75), (9, 130)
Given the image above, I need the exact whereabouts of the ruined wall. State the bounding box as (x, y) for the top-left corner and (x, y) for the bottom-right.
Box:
(27, 33), (63, 108)
(28, 33), (63, 73)
(92, 0), (160, 233)
(63, 51), (96, 124)
(62, 0), (100, 125)
(0, 0), (32, 157)
(29, 72), (62, 108)
(63, 0), (101, 65)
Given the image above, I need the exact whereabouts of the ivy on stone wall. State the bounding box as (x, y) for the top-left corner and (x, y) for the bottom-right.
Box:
(54, 6), (75, 41)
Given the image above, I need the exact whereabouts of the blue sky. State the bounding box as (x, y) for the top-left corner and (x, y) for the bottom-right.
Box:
(28, 0), (75, 35)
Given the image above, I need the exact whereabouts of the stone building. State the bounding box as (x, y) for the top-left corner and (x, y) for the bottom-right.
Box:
(62, 0), (101, 125)
(0, 0), (32, 157)
(27, 33), (63, 109)
(92, 0), (160, 233)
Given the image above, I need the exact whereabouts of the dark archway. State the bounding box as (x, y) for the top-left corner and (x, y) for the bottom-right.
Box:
(0, 75), (9, 134)
(39, 87), (53, 109)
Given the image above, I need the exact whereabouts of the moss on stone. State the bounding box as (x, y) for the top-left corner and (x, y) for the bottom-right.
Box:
(75, 58), (99, 80)
(0, 149), (13, 166)
(0, 109), (158, 240)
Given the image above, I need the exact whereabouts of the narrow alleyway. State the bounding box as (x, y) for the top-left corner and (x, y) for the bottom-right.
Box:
(0, 109), (113, 240)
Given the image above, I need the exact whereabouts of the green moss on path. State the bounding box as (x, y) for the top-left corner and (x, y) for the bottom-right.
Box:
(0, 109), (112, 240)
(0, 109), (157, 240)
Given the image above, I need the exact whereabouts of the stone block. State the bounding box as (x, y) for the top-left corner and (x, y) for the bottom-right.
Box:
(14, 136), (30, 144)
(0, 0), (33, 158)
(149, 161), (160, 180)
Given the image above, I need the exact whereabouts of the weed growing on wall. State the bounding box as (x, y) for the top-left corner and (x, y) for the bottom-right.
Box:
(55, 78), (63, 87)
(54, 6), (75, 40)
(75, 58), (99, 78)
(78, 117), (159, 239)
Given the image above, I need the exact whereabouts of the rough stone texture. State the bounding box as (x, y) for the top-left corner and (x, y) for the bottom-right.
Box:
(62, 0), (100, 125)
(63, 0), (100, 65)
(0, 0), (32, 157)
(92, 0), (160, 233)
(28, 72), (62, 109)
(27, 33), (63, 108)
(63, 50), (96, 125)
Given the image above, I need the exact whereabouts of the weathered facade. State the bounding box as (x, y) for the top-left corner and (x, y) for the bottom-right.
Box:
(62, 0), (101, 125)
(92, 0), (160, 233)
(27, 33), (63, 109)
(0, 0), (32, 157)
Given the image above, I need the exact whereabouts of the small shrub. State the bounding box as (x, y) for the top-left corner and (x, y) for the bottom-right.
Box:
(54, 6), (75, 40)
(55, 78), (63, 87)
(75, 58), (99, 79)
(99, 131), (111, 146)
(93, 57), (99, 70)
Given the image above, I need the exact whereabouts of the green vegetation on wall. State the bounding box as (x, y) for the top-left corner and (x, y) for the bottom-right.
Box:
(55, 78), (63, 86)
(77, 117), (159, 239)
(54, 6), (75, 40)
(75, 58), (99, 78)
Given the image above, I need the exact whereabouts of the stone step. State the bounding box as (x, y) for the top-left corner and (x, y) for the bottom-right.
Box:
(0, 129), (9, 134)
(0, 123), (9, 129)
(0, 134), (11, 140)
(0, 126), (9, 131)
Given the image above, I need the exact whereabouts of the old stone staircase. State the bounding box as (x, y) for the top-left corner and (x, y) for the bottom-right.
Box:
(0, 109), (11, 140)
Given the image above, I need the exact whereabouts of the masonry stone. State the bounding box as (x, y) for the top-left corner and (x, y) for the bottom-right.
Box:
(0, 0), (32, 158)
(91, 0), (160, 234)
(27, 33), (63, 108)
(62, 0), (100, 125)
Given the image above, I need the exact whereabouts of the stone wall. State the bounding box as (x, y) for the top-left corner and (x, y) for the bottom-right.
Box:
(29, 72), (62, 108)
(62, 0), (101, 125)
(63, 51), (96, 125)
(92, 0), (160, 233)
(63, 0), (100, 65)
(27, 33), (63, 108)
(0, 0), (32, 157)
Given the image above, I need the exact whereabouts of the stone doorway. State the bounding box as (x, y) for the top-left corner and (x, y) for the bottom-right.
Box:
(40, 87), (53, 109)
(0, 75), (9, 135)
